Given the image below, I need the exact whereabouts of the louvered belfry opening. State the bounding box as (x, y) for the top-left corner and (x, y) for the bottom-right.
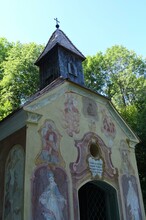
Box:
(78, 181), (120, 220)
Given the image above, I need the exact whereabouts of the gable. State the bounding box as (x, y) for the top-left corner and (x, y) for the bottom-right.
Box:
(24, 80), (139, 145)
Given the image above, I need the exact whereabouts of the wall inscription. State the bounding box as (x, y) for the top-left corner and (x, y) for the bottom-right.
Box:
(88, 157), (103, 178)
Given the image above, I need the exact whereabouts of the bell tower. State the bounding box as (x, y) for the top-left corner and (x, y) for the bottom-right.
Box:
(35, 20), (86, 90)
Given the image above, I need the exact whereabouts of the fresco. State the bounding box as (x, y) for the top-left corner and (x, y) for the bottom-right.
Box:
(101, 109), (116, 147)
(61, 93), (80, 137)
(121, 175), (142, 220)
(70, 132), (117, 181)
(120, 140), (134, 175)
(33, 120), (69, 219)
(119, 140), (142, 219)
(4, 145), (24, 220)
(32, 166), (69, 220)
(88, 119), (96, 132)
(82, 97), (98, 120)
(36, 120), (63, 165)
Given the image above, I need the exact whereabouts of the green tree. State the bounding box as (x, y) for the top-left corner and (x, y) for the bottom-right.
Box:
(0, 40), (43, 120)
(0, 38), (13, 79)
(83, 52), (106, 94)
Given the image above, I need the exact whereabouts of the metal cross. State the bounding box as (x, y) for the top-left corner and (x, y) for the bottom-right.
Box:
(54, 18), (60, 28)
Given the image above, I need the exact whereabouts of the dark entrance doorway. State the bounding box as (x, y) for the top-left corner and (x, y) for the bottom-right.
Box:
(78, 181), (120, 220)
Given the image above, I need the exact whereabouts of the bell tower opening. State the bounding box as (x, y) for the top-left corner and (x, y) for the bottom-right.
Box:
(78, 181), (120, 220)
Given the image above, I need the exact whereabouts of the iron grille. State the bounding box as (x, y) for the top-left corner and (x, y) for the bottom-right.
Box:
(79, 182), (106, 220)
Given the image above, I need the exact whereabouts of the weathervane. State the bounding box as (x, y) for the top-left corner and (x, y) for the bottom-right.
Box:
(54, 18), (60, 29)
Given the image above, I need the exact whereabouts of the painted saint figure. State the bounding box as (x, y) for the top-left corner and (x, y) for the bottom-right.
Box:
(4, 146), (24, 220)
(62, 94), (80, 137)
(101, 109), (116, 147)
(39, 172), (66, 220)
(41, 124), (59, 163)
(127, 180), (140, 220)
(36, 120), (61, 165)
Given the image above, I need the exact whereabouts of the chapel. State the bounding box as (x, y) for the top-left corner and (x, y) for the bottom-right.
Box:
(0, 23), (145, 220)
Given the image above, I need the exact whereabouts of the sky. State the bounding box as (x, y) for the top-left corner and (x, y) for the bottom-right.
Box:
(1, 0), (146, 57)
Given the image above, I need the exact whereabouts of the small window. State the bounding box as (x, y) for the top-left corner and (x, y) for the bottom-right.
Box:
(68, 62), (77, 76)
(89, 142), (99, 158)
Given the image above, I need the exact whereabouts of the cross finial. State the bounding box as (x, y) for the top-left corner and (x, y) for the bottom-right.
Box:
(54, 18), (60, 29)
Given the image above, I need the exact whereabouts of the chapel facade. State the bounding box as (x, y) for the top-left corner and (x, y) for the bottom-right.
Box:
(0, 25), (145, 220)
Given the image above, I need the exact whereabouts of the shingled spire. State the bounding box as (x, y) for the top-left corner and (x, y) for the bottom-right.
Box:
(35, 27), (86, 90)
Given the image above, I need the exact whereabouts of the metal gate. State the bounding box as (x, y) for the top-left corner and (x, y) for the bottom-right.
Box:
(78, 181), (120, 220)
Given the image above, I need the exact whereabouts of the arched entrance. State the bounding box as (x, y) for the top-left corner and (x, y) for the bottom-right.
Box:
(78, 181), (120, 220)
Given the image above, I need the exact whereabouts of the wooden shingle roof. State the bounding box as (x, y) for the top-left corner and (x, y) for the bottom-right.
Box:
(35, 28), (85, 65)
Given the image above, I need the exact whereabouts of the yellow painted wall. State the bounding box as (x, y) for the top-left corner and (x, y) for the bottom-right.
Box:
(23, 81), (145, 219)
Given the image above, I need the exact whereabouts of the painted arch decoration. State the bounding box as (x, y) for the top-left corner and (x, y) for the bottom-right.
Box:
(70, 132), (118, 183)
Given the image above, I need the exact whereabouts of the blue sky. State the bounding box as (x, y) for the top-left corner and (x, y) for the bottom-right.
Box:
(1, 0), (146, 57)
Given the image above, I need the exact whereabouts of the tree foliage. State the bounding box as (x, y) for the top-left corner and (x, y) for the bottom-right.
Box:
(0, 38), (13, 79)
(0, 39), (43, 119)
(83, 52), (107, 93)
(83, 45), (146, 209)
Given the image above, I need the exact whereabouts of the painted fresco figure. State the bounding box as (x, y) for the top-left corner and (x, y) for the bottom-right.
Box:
(4, 147), (24, 220)
(101, 109), (116, 139)
(39, 172), (66, 220)
(127, 180), (140, 220)
(41, 126), (58, 163)
(37, 121), (60, 164)
(121, 175), (142, 220)
(120, 140), (135, 176)
(101, 109), (116, 147)
(62, 94), (80, 137)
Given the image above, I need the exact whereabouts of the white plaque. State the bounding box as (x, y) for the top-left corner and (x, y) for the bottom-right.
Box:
(88, 157), (103, 178)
